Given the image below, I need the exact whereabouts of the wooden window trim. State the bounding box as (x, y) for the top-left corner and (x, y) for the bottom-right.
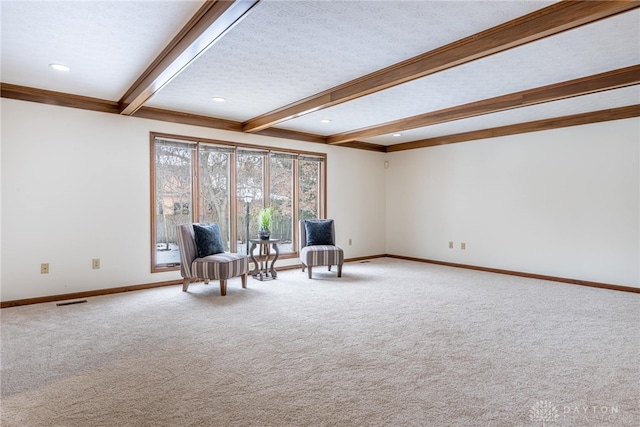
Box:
(150, 132), (327, 272)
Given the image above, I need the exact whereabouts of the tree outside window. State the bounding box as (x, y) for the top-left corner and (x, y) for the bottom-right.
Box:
(154, 142), (193, 267)
(299, 156), (323, 221)
(270, 152), (295, 252)
(199, 145), (232, 250)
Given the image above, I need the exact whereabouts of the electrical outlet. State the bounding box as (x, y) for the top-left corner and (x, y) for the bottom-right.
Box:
(348, 238), (352, 246)
(41, 263), (49, 274)
(461, 242), (466, 250)
(449, 241), (454, 249)
(92, 258), (100, 269)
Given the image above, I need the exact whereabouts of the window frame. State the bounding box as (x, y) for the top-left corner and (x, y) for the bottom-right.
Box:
(150, 132), (327, 273)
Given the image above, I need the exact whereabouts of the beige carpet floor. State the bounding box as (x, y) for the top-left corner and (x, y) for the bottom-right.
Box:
(1, 258), (638, 426)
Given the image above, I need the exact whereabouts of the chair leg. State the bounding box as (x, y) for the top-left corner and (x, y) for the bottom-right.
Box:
(241, 273), (247, 289)
(338, 264), (342, 278)
(219, 280), (227, 296)
(301, 264), (306, 272)
(328, 265), (332, 271)
(182, 278), (190, 292)
(308, 266), (313, 279)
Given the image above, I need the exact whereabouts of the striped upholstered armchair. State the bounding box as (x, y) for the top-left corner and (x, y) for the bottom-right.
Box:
(176, 223), (249, 296)
(299, 219), (344, 279)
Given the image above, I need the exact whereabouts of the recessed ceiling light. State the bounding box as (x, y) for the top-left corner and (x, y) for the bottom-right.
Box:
(320, 119), (332, 123)
(393, 133), (402, 137)
(211, 97), (226, 103)
(49, 63), (70, 72)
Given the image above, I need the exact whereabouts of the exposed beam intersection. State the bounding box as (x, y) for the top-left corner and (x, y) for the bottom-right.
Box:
(119, 0), (261, 116)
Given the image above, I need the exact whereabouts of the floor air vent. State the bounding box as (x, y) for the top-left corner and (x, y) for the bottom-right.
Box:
(56, 300), (87, 307)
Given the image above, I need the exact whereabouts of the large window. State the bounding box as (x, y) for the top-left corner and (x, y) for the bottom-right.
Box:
(299, 155), (323, 221)
(199, 145), (233, 249)
(270, 152), (296, 252)
(153, 141), (194, 267)
(151, 133), (325, 271)
(236, 149), (265, 256)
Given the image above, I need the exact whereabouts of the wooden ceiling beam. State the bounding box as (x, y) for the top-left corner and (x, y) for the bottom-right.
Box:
(0, 83), (120, 114)
(242, 0), (639, 133)
(327, 65), (640, 145)
(118, 0), (260, 116)
(386, 105), (640, 152)
(134, 107), (243, 132)
(0, 82), (389, 150)
(337, 141), (388, 153)
(253, 127), (328, 145)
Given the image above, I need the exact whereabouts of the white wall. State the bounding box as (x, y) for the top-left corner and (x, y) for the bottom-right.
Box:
(328, 146), (387, 257)
(0, 99), (386, 301)
(386, 118), (640, 287)
(2, 99), (638, 302)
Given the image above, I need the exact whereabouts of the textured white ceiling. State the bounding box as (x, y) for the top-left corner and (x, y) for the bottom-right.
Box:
(364, 85), (640, 145)
(281, 8), (640, 135)
(1, 0), (638, 149)
(146, 0), (554, 120)
(1, 0), (204, 100)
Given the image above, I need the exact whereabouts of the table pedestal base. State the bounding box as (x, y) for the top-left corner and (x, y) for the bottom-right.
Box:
(249, 239), (280, 281)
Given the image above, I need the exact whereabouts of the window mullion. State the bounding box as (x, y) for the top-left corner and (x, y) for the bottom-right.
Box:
(264, 152), (270, 209)
(293, 156), (300, 253)
(193, 145), (199, 223)
(229, 150), (238, 253)
(321, 158), (327, 218)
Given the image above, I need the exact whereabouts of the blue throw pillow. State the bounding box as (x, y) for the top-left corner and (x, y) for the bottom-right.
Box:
(193, 223), (225, 258)
(305, 219), (334, 246)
